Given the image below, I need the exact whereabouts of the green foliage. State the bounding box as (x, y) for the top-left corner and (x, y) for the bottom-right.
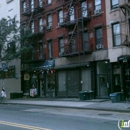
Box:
(0, 16), (33, 61)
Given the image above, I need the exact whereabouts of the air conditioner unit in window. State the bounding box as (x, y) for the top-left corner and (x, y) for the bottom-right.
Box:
(46, 26), (51, 30)
(96, 44), (103, 50)
(94, 9), (101, 15)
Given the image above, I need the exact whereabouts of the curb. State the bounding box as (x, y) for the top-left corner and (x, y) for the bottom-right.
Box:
(2, 102), (130, 113)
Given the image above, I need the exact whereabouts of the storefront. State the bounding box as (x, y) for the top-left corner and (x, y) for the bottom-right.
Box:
(21, 60), (55, 98)
(55, 62), (91, 98)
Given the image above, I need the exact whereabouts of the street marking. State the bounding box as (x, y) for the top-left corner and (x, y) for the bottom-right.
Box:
(0, 120), (51, 130)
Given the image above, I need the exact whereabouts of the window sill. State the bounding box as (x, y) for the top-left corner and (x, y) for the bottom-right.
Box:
(110, 8), (119, 14)
(92, 11), (104, 18)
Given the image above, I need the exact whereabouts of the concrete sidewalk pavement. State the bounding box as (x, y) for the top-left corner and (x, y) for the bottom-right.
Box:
(2, 98), (130, 113)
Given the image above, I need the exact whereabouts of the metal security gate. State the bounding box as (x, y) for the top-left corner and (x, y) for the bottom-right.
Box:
(67, 70), (80, 97)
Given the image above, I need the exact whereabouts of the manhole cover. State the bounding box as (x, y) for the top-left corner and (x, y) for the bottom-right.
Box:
(98, 113), (113, 116)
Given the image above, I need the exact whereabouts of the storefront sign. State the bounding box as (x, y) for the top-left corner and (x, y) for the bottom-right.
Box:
(43, 60), (55, 68)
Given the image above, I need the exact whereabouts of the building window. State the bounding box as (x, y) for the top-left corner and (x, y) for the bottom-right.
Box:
(81, 1), (87, 17)
(30, 0), (34, 12)
(48, 41), (52, 58)
(112, 23), (121, 46)
(47, 0), (52, 5)
(22, 2), (26, 13)
(39, 44), (43, 59)
(59, 38), (64, 55)
(47, 14), (52, 28)
(58, 10), (63, 24)
(83, 32), (88, 51)
(69, 6), (75, 21)
(111, 0), (118, 9)
(94, 0), (101, 10)
(38, 18), (43, 32)
(95, 28), (103, 49)
(30, 21), (34, 33)
(38, 0), (43, 7)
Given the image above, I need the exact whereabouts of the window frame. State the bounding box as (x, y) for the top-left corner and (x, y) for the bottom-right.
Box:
(47, 14), (52, 27)
(95, 27), (103, 46)
(58, 10), (63, 23)
(38, 0), (43, 7)
(30, 21), (34, 33)
(47, 0), (52, 5)
(70, 6), (75, 21)
(39, 44), (43, 59)
(111, 0), (119, 9)
(81, 1), (88, 17)
(30, 0), (34, 12)
(38, 18), (43, 32)
(94, 0), (101, 10)
(58, 37), (64, 55)
(48, 40), (52, 58)
(112, 23), (121, 46)
(22, 1), (26, 13)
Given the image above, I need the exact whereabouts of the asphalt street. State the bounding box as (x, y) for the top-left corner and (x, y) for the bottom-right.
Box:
(0, 104), (128, 130)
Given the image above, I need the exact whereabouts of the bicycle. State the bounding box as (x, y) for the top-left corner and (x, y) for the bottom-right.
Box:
(125, 93), (130, 109)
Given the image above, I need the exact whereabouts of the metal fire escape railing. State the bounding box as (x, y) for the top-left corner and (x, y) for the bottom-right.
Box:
(119, 0), (130, 47)
(63, 0), (92, 55)
(64, 23), (78, 54)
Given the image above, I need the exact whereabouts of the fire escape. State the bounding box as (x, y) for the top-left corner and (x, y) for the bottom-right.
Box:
(59, 0), (92, 57)
(119, 0), (130, 47)
(21, 0), (45, 70)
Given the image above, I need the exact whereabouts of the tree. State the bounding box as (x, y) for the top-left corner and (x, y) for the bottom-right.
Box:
(0, 16), (33, 62)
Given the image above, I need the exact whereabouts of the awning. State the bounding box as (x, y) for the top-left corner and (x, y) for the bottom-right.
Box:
(54, 62), (90, 70)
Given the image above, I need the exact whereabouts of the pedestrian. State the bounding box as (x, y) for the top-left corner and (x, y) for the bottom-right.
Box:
(1, 89), (6, 103)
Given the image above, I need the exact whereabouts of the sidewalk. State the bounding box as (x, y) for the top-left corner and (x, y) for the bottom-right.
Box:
(2, 98), (130, 113)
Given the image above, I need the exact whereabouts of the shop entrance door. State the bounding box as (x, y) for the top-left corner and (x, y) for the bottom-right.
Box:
(67, 70), (80, 97)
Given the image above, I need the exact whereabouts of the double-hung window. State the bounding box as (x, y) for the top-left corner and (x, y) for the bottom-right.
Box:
(48, 40), (52, 58)
(112, 23), (121, 46)
(39, 44), (43, 59)
(47, 14), (52, 27)
(38, 18), (43, 32)
(95, 0), (101, 10)
(23, 2), (26, 13)
(83, 32), (88, 51)
(39, 0), (43, 7)
(58, 10), (63, 24)
(47, 0), (52, 5)
(30, 0), (34, 12)
(81, 1), (87, 17)
(59, 38), (64, 55)
(95, 28), (103, 47)
(70, 6), (75, 21)
(30, 21), (34, 33)
(111, 0), (118, 9)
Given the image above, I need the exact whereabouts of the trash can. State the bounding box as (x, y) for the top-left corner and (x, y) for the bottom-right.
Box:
(79, 91), (86, 100)
(84, 91), (90, 100)
(10, 92), (17, 99)
(109, 92), (122, 103)
(88, 90), (94, 99)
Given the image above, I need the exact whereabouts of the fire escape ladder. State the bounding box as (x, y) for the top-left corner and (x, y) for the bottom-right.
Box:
(65, 0), (76, 22)
(69, 23), (77, 52)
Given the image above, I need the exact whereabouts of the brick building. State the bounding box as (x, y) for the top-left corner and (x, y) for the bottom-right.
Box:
(20, 0), (109, 98)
